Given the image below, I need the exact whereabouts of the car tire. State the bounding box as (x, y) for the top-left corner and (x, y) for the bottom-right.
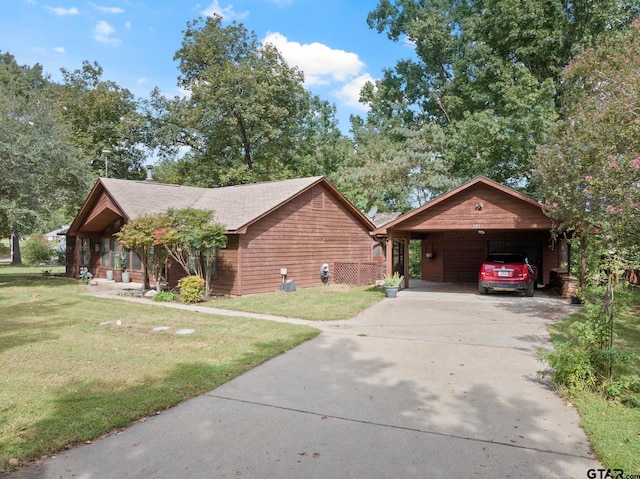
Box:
(525, 282), (534, 297)
(478, 283), (488, 295)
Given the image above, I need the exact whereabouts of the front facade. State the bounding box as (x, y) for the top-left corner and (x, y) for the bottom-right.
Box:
(374, 177), (567, 288)
(66, 176), (378, 295)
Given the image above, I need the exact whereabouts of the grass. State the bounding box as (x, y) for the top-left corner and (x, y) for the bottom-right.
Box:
(208, 284), (386, 320)
(546, 288), (640, 472)
(0, 265), (320, 472)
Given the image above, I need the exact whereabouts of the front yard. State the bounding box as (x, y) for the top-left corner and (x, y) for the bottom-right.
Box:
(0, 267), (325, 472)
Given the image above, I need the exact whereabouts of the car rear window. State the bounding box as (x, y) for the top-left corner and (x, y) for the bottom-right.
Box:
(486, 254), (525, 263)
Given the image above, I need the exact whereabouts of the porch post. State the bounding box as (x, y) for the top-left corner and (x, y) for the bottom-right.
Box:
(403, 237), (409, 289)
(385, 234), (394, 280)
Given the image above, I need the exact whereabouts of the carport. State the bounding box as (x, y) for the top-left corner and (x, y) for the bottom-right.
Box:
(374, 177), (567, 288)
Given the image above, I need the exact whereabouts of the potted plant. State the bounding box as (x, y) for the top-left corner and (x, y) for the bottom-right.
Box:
(113, 254), (126, 282)
(382, 272), (404, 298)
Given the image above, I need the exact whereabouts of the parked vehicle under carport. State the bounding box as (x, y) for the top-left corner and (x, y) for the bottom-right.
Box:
(478, 252), (536, 296)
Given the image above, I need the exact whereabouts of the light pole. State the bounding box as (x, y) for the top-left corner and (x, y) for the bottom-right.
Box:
(102, 149), (112, 178)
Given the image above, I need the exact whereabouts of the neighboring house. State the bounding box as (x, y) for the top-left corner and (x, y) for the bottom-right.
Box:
(44, 225), (70, 241)
(66, 176), (379, 296)
(374, 176), (567, 288)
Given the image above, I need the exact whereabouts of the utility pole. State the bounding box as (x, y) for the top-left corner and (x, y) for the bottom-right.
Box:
(102, 149), (112, 178)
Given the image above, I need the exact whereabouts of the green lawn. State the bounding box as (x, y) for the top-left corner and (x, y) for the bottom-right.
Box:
(0, 266), (320, 472)
(208, 284), (386, 320)
(546, 290), (640, 472)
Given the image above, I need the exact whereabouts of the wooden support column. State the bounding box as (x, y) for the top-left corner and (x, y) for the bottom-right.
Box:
(385, 234), (394, 281)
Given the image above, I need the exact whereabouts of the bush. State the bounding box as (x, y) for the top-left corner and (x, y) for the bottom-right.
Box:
(152, 290), (178, 302)
(539, 284), (637, 397)
(23, 236), (53, 265)
(177, 275), (205, 304)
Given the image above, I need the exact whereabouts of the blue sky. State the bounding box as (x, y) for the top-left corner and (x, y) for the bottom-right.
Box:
(1, 0), (415, 133)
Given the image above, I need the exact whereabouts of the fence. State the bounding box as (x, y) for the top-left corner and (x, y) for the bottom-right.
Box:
(333, 262), (377, 286)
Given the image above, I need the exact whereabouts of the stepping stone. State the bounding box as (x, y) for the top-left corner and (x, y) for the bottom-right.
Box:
(175, 329), (195, 335)
(152, 326), (171, 332)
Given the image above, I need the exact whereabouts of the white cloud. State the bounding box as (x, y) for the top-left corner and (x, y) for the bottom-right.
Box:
(335, 73), (374, 111)
(266, 0), (294, 5)
(92, 4), (125, 14)
(53, 46), (65, 53)
(94, 20), (120, 45)
(263, 32), (365, 86)
(201, 1), (249, 21)
(125, 21), (131, 29)
(47, 6), (79, 15)
(137, 77), (148, 84)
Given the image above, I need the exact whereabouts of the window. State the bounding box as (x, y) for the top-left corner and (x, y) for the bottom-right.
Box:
(80, 238), (90, 266)
(102, 238), (111, 267)
(126, 249), (142, 271)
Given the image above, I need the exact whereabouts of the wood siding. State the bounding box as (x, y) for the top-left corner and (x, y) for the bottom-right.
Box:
(237, 185), (374, 295)
(210, 235), (240, 296)
(400, 183), (553, 232)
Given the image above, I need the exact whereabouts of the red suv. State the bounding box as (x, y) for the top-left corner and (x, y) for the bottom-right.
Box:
(478, 252), (536, 297)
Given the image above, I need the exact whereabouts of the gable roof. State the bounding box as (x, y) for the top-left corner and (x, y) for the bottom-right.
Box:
(69, 176), (374, 235)
(374, 176), (546, 235)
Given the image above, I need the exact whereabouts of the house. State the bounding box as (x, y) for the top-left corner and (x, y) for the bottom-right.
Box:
(66, 176), (379, 295)
(374, 177), (567, 288)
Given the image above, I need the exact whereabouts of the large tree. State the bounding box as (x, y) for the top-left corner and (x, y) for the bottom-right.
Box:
(348, 0), (639, 202)
(146, 16), (350, 187)
(0, 53), (93, 263)
(534, 21), (640, 290)
(57, 61), (147, 179)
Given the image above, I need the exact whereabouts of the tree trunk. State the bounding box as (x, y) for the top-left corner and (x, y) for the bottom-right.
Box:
(11, 224), (22, 265)
(580, 236), (587, 292)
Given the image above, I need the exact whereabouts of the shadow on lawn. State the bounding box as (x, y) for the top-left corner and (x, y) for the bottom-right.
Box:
(0, 297), (85, 353)
(5, 332), (597, 478)
(1, 334), (317, 475)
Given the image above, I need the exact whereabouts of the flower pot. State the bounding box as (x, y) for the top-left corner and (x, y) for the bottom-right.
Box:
(106, 270), (114, 281)
(385, 286), (399, 298)
(113, 269), (123, 282)
(122, 271), (130, 283)
(570, 294), (582, 305)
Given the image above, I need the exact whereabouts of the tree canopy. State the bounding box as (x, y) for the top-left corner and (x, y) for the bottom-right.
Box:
(57, 61), (147, 179)
(534, 21), (640, 289)
(0, 52), (93, 259)
(341, 0), (639, 209)
(147, 16), (347, 187)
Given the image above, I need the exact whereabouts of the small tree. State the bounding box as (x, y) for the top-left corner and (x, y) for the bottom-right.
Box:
(155, 208), (227, 298)
(115, 213), (168, 292)
(22, 235), (53, 265)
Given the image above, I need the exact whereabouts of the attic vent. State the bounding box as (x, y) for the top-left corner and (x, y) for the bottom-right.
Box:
(312, 187), (324, 209)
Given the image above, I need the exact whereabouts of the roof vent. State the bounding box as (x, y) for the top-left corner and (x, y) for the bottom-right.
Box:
(145, 165), (155, 182)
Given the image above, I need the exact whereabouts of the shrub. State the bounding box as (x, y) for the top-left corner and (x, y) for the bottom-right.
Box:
(23, 236), (53, 265)
(152, 290), (178, 302)
(177, 275), (205, 304)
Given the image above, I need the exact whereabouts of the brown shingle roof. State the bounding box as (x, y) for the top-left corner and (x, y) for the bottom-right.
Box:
(371, 212), (403, 228)
(101, 176), (328, 232)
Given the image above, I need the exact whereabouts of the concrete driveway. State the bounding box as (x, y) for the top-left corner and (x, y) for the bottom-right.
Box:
(10, 285), (600, 478)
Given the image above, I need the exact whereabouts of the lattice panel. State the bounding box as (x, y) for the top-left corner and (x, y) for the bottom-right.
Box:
(359, 263), (377, 285)
(334, 262), (376, 286)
